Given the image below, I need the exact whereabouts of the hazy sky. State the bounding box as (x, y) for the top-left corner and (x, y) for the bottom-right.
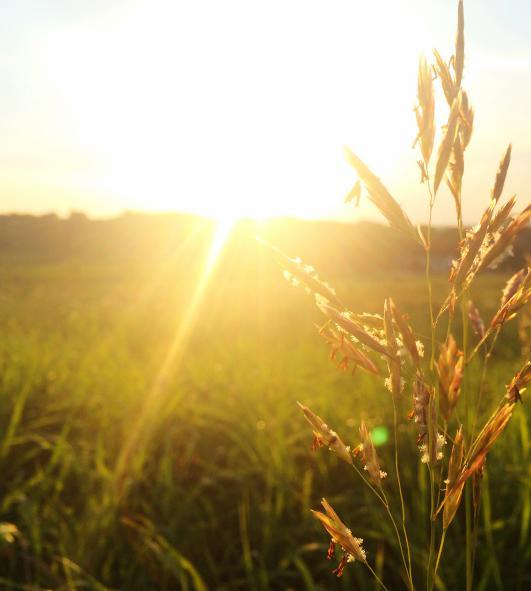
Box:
(1, 0), (530, 224)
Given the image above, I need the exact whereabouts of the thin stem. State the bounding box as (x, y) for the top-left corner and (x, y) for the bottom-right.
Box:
(384, 493), (414, 591)
(366, 562), (391, 591)
(433, 528), (447, 585)
(351, 462), (387, 506)
(466, 330), (492, 365)
(425, 182), (436, 370)
(460, 281), (473, 591)
(427, 466), (436, 590)
(424, 179), (437, 591)
(471, 329), (499, 440)
(435, 422), (448, 514)
(392, 394), (415, 591)
(465, 484), (473, 591)
(349, 463), (413, 590)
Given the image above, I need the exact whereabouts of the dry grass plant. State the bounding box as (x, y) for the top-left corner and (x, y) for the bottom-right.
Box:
(266, 2), (529, 589)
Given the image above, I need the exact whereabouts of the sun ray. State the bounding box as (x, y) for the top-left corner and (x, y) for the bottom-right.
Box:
(113, 217), (235, 494)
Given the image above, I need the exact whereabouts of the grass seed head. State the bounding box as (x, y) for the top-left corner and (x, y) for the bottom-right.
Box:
(320, 325), (381, 376)
(501, 268), (529, 307)
(358, 421), (387, 488)
(443, 427), (465, 529)
(264, 242), (344, 309)
(490, 272), (530, 330)
(490, 144), (512, 204)
(477, 205), (531, 272)
(488, 195), (517, 235)
(318, 301), (393, 360)
(467, 300), (485, 339)
(383, 298), (402, 396)
(412, 373), (430, 445)
(454, 1), (465, 87)
(450, 198), (496, 287)
(434, 93), (461, 195)
(457, 403), (515, 489)
(297, 402), (353, 465)
(389, 299), (421, 366)
(437, 334), (463, 422)
(447, 133), (465, 218)
(344, 147), (421, 244)
(433, 49), (457, 106)
(311, 498), (367, 574)
(344, 179), (362, 206)
(415, 54), (435, 166)
(459, 89), (474, 147)
(506, 360), (531, 404)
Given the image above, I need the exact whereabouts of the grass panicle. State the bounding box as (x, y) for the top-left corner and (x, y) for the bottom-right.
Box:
(270, 2), (528, 589)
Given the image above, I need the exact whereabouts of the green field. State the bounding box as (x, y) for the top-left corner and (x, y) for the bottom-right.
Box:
(0, 217), (529, 590)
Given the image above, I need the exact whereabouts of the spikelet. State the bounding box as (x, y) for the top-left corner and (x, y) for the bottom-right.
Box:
(311, 498), (367, 576)
(476, 205), (531, 272)
(358, 421), (387, 488)
(454, 1), (465, 88)
(428, 404), (446, 466)
(472, 459), (486, 520)
(320, 325), (381, 376)
(449, 199), (496, 288)
(261, 242), (344, 309)
(468, 300), (485, 339)
(490, 145), (512, 204)
(501, 268), (529, 307)
(458, 90), (474, 148)
(344, 147), (421, 244)
(317, 301), (393, 360)
(433, 49), (457, 106)
(457, 403), (514, 489)
(383, 299), (402, 396)
(506, 360), (531, 404)
(447, 133), (465, 219)
(438, 403), (515, 517)
(442, 427), (465, 529)
(489, 195), (517, 234)
(437, 335), (463, 422)
(297, 402), (353, 465)
(448, 150), (522, 288)
(518, 305), (530, 357)
(349, 312), (384, 331)
(490, 270), (530, 330)
(411, 372), (429, 439)
(434, 94), (461, 195)
(415, 55), (435, 166)
(389, 299), (421, 367)
(412, 374), (445, 465)
(345, 180), (362, 206)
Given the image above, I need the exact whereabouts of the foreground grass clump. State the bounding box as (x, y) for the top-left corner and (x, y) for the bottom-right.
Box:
(0, 255), (528, 589)
(266, 2), (530, 590)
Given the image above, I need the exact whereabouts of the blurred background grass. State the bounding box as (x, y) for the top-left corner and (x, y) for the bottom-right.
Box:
(0, 213), (529, 590)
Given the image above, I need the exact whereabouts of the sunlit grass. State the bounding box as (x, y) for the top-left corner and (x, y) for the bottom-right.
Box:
(0, 240), (526, 589)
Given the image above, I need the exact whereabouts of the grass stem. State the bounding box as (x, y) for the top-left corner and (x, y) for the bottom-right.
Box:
(392, 394), (415, 591)
(433, 528), (447, 585)
(366, 562), (391, 591)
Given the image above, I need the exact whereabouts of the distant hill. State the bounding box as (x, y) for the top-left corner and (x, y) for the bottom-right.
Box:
(0, 212), (528, 277)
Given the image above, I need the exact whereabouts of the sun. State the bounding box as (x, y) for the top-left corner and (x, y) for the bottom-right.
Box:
(39, 0), (430, 222)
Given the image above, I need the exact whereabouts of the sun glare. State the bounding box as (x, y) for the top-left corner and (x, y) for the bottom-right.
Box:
(114, 214), (233, 488)
(37, 0), (431, 222)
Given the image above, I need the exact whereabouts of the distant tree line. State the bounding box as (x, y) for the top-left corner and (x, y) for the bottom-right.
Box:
(0, 212), (528, 277)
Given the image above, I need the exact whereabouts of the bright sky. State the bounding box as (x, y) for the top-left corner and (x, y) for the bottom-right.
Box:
(1, 0), (530, 225)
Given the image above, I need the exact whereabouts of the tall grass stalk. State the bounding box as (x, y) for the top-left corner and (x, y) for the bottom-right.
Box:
(269, 2), (530, 589)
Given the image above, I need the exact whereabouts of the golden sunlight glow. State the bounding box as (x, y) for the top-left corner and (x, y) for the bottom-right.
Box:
(114, 217), (233, 490)
(38, 0), (431, 222)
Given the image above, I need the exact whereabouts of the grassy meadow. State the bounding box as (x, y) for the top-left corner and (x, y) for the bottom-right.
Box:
(0, 214), (529, 590)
